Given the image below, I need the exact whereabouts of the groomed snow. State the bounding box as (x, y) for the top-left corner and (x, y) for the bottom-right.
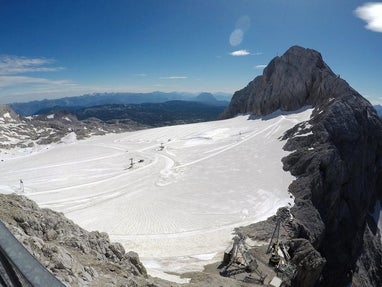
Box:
(0, 108), (312, 281)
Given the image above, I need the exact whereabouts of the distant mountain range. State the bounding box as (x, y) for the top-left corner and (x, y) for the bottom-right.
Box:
(0, 92), (229, 149)
(0, 100), (227, 149)
(9, 92), (231, 116)
(73, 101), (227, 127)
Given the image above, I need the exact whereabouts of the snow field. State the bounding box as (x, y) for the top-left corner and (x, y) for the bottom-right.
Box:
(0, 109), (312, 282)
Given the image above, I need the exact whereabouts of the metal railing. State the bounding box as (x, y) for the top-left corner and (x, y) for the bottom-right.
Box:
(0, 221), (65, 287)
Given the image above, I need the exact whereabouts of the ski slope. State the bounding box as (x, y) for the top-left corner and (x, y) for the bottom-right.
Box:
(0, 109), (312, 281)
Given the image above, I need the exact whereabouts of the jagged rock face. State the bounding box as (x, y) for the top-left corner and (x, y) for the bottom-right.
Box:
(288, 239), (326, 287)
(282, 94), (382, 286)
(222, 46), (355, 118)
(0, 104), (21, 123)
(0, 194), (174, 287)
(225, 46), (382, 287)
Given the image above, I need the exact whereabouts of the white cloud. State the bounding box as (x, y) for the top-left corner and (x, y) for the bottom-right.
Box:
(0, 55), (64, 75)
(255, 64), (267, 69)
(355, 3), (382, 32)
(230, 50), (250, 56)
(159, 76), (188, 80)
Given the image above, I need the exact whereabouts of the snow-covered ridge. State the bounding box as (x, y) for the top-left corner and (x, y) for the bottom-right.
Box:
(0, 108), (313, 281)
(0, 107), (135, 150)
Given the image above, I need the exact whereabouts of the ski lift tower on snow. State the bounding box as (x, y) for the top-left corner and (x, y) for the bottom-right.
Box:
(129, 158), (134, 169)
(19, 179), (24, 193)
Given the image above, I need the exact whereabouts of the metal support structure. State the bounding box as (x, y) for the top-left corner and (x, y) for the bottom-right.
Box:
(267, 218), (281, 254)
(0, 221), (64, 286)
(220, 233), (266, 283)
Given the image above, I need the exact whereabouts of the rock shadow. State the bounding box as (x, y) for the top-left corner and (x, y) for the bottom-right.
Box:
(247, 106), (313, 121)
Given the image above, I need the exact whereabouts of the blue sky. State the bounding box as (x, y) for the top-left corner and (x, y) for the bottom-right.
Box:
(0, 0), (381, 104)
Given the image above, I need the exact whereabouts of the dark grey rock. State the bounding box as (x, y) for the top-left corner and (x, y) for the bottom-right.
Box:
(288, 239), (326, 287)
(224, 45), (382, 287)
(352, 219), (382, 287)
(281, 87), (382, 287)
(222, 46), (355, 118)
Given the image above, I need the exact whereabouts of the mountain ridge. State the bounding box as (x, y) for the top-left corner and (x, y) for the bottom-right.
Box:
(10, 92), (231, 116)
(222, 45), (357, 118)
(226, 45), (382, 287)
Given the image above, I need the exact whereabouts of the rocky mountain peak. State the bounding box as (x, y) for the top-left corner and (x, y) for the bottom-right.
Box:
(222, 46), (382, 286)
(0, 104), (20, 123)
(195, 92), (217, 102)
(222, 45), (355, 118)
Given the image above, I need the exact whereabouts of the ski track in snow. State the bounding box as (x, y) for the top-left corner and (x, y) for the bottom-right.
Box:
(0, 109), (313, 281)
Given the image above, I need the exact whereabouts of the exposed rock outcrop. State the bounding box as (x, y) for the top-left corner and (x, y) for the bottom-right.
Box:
(288, 239), (326, 287)
(281, 75), (382, 287)
(0, 194), (175, 287)
(0, 106), (142, 149)
(222, 46), (354, 118)
(225, 46), (382, 287)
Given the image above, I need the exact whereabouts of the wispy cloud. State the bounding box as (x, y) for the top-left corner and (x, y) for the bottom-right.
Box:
(0, 55), (68, 89)
(255, 64), (267, 69)
(0, 76), (73, 88)
(354, 3), (382, 32)
(229, 15), (251, 46)
(230, 50), (250, 56)
(159, 76), (188, 80)
(0, 55), (64, 75)
(0, 55), (75, 103)
(135, 73), (147, 77)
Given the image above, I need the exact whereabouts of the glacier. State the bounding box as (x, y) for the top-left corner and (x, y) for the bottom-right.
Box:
(0, 108), (312, 281)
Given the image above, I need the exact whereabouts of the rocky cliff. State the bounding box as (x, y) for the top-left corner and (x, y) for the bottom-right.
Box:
(222, 46), (354, 118)
(225, 46), (382, 287)
(0, 194), (177, 287)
